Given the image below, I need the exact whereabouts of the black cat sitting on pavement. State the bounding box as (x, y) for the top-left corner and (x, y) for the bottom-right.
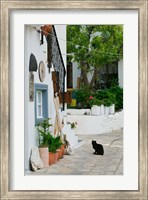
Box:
(92, 140), (104, 155)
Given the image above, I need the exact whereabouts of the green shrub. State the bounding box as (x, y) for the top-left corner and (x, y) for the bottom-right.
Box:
(74, 86), (123, 111)
(109, 86), (123, 111)
(75, 88), (92, 108)
(48, 135), (62, 153)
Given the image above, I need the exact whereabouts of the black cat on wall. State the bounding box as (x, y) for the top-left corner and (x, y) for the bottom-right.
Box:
(92, 140), (104, 155)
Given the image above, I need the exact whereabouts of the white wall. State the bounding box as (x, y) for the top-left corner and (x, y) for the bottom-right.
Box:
(72, 62), (81, 88)
(24, 25), (66, 170)
(118, 59), (123, 88)
(65, 111), (123, 135)
(72, 62), (93, 89)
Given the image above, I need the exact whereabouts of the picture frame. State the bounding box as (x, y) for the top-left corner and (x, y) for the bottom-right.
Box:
(0, 0), (147, 199)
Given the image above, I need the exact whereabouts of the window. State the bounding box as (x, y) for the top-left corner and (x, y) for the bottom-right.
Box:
(34, 84), (48, 125)
(36, 90), (43, 118)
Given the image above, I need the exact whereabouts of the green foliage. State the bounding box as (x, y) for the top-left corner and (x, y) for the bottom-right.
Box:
(95, 90), (116, 107)
(48, 144), (57, 153)
(89, 98), (103, 107)
(48, 135), (62, 153)
(75, 88), (92, 108)
(37, 118), (52, 147)
(37, 118), (63, 152)
(67, 25), (123, 88)
(67, 121), (77, 129)
(109, 86), (123, 111)
(74, 86), (123, 111)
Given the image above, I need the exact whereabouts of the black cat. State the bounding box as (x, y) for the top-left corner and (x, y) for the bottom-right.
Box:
(92, 140), (104, 155)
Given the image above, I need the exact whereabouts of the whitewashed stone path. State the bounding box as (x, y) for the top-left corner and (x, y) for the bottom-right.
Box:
(26, 129), (123, 175)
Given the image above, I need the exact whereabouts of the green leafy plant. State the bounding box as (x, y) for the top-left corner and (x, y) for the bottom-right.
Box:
(75, 88), (91, 108)
(48, 135), (62, 153)
(67, 121), (77, 129)
(37, 118), (52, 148)
(73, 86), (123, 111)
(109, 86), (123, 111)
(103, 99), (112, 107)
(48, 144), (57, 153)
(89, 96), (103, 107)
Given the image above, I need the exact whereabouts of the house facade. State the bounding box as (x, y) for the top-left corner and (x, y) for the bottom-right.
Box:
(67, 60), (123, 90)
(24, 25), (66, 170)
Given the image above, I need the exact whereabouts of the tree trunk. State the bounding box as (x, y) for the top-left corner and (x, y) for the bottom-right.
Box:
(90, 68), (99, 89)
(80, 70), (89, 86)
(79, 61), (89, 87)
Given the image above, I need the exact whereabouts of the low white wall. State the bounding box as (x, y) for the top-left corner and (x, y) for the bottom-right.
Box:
(67, 109), (91, 115)
(65, 111), (123, 135)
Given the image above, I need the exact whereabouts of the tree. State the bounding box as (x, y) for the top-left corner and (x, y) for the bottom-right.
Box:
(67, 25), (123, 90)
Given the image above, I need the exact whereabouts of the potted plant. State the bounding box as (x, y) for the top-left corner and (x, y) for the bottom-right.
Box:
(67, 121), (77, 129)
(109, 93), (116, 114)
(103, 91), (116, 115)
(89, 97), (102, 116)
(48, 143), (57, 165)
(104, 99), (111, 115)
(53, 135), (63, 160)
(48, 135), (63, 164)
(37, 118), (52, 167)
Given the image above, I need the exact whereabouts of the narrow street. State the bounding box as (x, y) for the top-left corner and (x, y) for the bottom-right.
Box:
(26, 129), (123, 175)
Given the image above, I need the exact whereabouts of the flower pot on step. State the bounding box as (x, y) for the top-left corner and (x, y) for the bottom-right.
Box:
(91, 105), (100, 116)
(100, 105), (104, 115)
(104, 106), (110, 115)
(49, 152), (55, 165)
(58, 145), (65, 159)
(58, 148), (63, 159)
(56, 149), (60, 160)
(53, 151), (59, 163)
(109, 104), (115, 114)
(61, 144), (65, 156)
(39, 147), (49, 167)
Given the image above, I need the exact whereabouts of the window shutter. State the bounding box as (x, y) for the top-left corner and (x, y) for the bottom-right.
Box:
(59, 91), (72, 104)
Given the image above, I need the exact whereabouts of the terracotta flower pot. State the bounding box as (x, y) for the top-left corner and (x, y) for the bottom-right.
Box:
(58, 148), (62, 159)
(49, 152), (55, 165)
(54, 151), (59, 163)
(39, 147), (49, 168)
(61, 144), (65, 156)
(56, 149), (61, 160)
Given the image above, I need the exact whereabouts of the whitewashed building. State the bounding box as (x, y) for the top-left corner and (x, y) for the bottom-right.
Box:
(24, 25), (66, 170)
(67, 60), (123, 89)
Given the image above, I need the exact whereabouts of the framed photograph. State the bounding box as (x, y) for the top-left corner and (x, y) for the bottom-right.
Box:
(0, 0), (147, 199)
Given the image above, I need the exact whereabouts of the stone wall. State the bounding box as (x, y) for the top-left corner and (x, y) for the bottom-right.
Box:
(65, 110), (123, 135)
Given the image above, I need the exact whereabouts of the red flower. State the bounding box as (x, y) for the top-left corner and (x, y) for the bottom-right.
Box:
(90, 96), (93, 100)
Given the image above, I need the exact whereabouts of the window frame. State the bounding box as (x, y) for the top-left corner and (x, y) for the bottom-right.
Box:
(36, 90), (43, 118)
(34, 83), (48, 125)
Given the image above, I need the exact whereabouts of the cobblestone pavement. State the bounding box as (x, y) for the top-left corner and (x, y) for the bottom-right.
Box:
(26, 129), (123, 175)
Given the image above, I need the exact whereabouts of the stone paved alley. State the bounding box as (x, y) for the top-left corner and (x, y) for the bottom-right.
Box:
(26, 129), (123, 175)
